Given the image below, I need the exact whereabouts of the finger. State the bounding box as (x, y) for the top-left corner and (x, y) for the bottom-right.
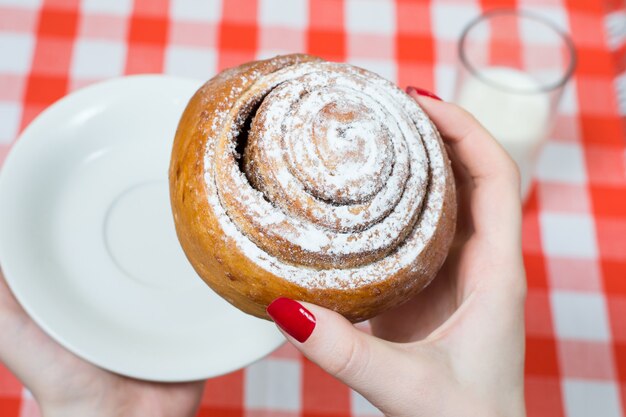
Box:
(410, 92), (522, 248)
(0, 269), (43, 383)
(0, 270), (88, 394)
(409, 91), (519, 186)
(443, 142), (475, 243)
(266, 298), (430, 413)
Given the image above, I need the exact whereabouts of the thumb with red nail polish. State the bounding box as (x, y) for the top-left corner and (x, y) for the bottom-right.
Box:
(266, 297), (316, 343)
(266, 298), (413, 415)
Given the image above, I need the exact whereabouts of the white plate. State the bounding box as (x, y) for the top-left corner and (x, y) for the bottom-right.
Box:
(0, 75), (284, 382)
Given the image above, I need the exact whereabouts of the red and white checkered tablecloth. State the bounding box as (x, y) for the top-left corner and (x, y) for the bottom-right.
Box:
(1, 0), (625, 416)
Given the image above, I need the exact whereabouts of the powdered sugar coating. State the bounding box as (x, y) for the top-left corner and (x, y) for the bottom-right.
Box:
(203, 61), (447, 289)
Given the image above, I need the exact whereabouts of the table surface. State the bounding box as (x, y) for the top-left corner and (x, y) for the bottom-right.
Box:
(0, 0), (625, 416)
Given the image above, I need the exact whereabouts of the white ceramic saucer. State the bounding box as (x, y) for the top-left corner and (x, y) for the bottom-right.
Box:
(0, 75), (284, 382)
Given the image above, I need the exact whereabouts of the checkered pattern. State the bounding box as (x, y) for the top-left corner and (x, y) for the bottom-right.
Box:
(0, 0), (624, 416)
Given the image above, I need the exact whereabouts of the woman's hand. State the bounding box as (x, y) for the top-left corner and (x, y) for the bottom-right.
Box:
(0, 271), (205, 417)
(267, 90), (527, 417)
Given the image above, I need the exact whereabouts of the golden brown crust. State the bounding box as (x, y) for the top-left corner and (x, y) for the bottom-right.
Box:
(169, 54), (456, 322)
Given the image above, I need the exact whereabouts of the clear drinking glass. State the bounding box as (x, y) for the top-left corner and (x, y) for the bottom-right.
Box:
(454, 9), (576, 199)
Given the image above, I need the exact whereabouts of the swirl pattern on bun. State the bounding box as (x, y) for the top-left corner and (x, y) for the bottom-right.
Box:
(170, 54), (456, 322)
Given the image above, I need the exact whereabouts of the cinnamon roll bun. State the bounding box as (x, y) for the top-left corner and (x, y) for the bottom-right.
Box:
(169, 54), (456, 322)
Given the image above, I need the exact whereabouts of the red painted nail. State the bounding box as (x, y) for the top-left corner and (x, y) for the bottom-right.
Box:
(406, 86), (442, 101)
(267, 297), (316, 343)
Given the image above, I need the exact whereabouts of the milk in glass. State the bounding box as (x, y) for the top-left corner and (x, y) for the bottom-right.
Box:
(456, 67), (551, 198)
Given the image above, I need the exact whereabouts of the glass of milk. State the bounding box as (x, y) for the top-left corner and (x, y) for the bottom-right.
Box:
(455, 9), (576, 199)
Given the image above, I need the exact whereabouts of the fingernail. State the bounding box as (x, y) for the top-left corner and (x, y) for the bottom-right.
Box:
(267, 297), (316, 343)
(405, 86), (442, 101)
